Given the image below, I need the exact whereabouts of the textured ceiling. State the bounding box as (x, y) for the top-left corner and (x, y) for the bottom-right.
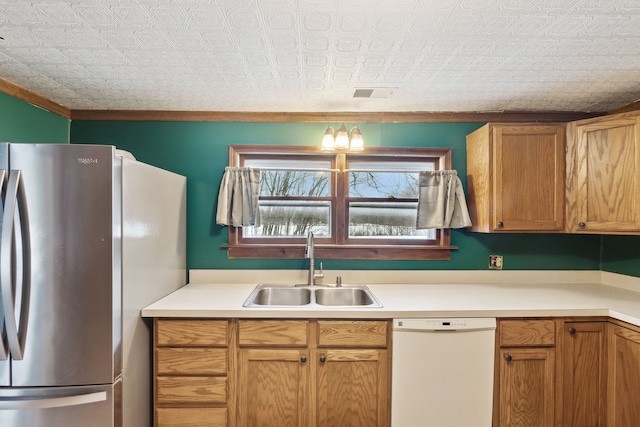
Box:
(1, 0), (640, 113)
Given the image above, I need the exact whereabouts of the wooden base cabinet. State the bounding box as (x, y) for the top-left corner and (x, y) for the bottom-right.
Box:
(154, 319), (231, 427)
(493, 317), (616, 427)
(237, 320), (310, 427)
(558, 321), (607, 427)
(316, 321), (389, 427)
(237, 319), (390, 427)
(495, 319), (556, 427)
(607, 323), (640, 427)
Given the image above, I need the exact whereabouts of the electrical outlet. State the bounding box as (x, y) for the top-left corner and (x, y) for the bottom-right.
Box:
(489, 255), (503, 269)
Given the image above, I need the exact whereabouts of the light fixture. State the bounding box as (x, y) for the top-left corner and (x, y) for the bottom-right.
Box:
(320, 124), (365, 151)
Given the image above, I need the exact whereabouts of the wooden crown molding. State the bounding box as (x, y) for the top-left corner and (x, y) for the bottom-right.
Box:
(0, 77), (71, 118)
(69, 109), (602, 123)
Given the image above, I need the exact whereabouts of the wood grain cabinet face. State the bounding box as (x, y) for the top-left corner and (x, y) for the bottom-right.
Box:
(154, 319), (230, 427)
(567, 114), (640, 234)
(495, 319), (556, 427)
(236, 319), (390, 427)
(466, 124), (565, 232)
(316, 321), (389, 427)
(559, 321), (607, 427)
(237, 320), (310, 427)
(607, 324), (640, 427)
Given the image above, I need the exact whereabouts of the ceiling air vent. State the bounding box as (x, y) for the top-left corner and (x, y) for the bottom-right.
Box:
(353, 88), (395, 98)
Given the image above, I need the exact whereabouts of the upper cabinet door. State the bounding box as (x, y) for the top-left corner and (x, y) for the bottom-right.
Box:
(569, 115), (640, 233)
(467, 124), (565, 232)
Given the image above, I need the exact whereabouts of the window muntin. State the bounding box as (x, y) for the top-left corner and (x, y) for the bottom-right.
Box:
(227, 145), (453, 260)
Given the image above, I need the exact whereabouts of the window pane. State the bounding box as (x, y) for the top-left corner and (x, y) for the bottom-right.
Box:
(349, 201), (434, 239)
(348, 161), (434, 198)
(245, 200), (331, 238)
(245, 159), (332, 198)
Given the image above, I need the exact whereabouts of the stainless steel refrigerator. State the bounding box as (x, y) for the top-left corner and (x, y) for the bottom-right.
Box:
(0, 143), (187, 427)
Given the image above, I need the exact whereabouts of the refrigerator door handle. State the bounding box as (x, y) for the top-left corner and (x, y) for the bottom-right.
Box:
(0, 170), (31, 360)
(0, 169), (8, 361)
(0, 391), (107, 410)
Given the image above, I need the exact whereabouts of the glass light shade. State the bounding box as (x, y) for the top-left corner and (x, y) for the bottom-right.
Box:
(349, 126), (364, 151)
(334, 124), (350, 149)
(321, 126), (335, 150)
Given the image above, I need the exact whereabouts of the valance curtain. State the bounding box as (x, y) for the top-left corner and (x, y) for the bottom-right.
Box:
(416, 170), (472, 229)
(216, 167), (261, 227)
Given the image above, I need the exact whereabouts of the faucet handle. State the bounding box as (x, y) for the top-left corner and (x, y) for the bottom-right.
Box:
(314, 261), (324, 280)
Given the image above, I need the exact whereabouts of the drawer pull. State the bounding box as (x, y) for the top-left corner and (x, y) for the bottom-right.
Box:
(505, 355), (512, 362)
(300, 356), (307, 363)
(319, 355), (326, 363)
(568, 327), (576, 335)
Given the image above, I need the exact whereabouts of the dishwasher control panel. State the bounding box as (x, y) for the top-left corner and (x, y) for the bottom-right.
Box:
(394, 318), (496, 332)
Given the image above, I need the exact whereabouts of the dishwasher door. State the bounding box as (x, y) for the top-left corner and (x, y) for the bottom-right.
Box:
(391, 318), (496, 427)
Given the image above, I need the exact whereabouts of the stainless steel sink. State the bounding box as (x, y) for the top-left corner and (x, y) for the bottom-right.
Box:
(243, 284), (382, 308)
(315, 287), (378, 306)
(244, 285), (312, 307)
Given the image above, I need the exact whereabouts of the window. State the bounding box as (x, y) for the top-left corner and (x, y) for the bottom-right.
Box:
(224, 145), (455, 260)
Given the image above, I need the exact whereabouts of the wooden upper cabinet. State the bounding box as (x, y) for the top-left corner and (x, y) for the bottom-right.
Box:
(566, 113), (640, 234)
(466, 123), (565, 232)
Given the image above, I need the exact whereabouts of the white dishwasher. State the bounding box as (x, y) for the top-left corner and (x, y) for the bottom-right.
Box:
(391, 318), (496, 427)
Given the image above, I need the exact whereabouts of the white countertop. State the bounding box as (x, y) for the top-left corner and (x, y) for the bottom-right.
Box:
(141, 270), (640, 327)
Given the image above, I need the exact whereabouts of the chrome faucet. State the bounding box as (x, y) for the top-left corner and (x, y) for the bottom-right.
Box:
(305, 231), (324, 286)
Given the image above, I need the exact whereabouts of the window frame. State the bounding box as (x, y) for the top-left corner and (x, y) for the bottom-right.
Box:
(223, 144), (456, 260)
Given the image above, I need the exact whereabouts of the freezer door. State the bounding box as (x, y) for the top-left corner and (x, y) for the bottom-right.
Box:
(7, 144), (118, 387)
(0, 382), (118, 427)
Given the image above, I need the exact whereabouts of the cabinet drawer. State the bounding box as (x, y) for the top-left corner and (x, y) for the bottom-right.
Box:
(157, 348), (227, 376)
(499, 319), (555, 347)
(239, 320), (308, 346)
(318, 321), (388, 347)
(156, 320), (228, 347)
(156, 408), (227, 427)
(156, 377), (227, 404)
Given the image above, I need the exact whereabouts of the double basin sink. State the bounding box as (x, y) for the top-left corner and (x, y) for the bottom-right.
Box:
(243, 284), (382, 308)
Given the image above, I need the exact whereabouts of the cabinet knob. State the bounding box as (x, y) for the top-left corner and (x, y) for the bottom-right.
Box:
(300, 356), (307, 363)
(505, 355), (512, 362)
(319, 356), (326, 363)
(578, 222), (586, 229)
(497, 221), (504, 228)
(568, 327), (576, 335)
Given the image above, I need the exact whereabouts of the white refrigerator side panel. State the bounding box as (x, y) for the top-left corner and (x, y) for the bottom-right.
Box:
(120, 158), (187, 427)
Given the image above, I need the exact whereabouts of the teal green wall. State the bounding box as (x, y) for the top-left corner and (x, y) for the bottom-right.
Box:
(601, 235), (640, 277)
(70, 120), (602, 272)
(0, 92), (69, 143)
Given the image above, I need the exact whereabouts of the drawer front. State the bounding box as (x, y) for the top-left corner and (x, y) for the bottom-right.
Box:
(239, 320), (309, 346)
(318, 320), (388, 347)
(156, 320), (228, 347)
(157, 348), (227, 376)
(499, 319), (555, 347)
(156, 377), (227, 404)
(156, 407), (227, 427)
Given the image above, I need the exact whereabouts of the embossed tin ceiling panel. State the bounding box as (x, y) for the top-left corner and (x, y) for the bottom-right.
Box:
(0, 0), (639, 112)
